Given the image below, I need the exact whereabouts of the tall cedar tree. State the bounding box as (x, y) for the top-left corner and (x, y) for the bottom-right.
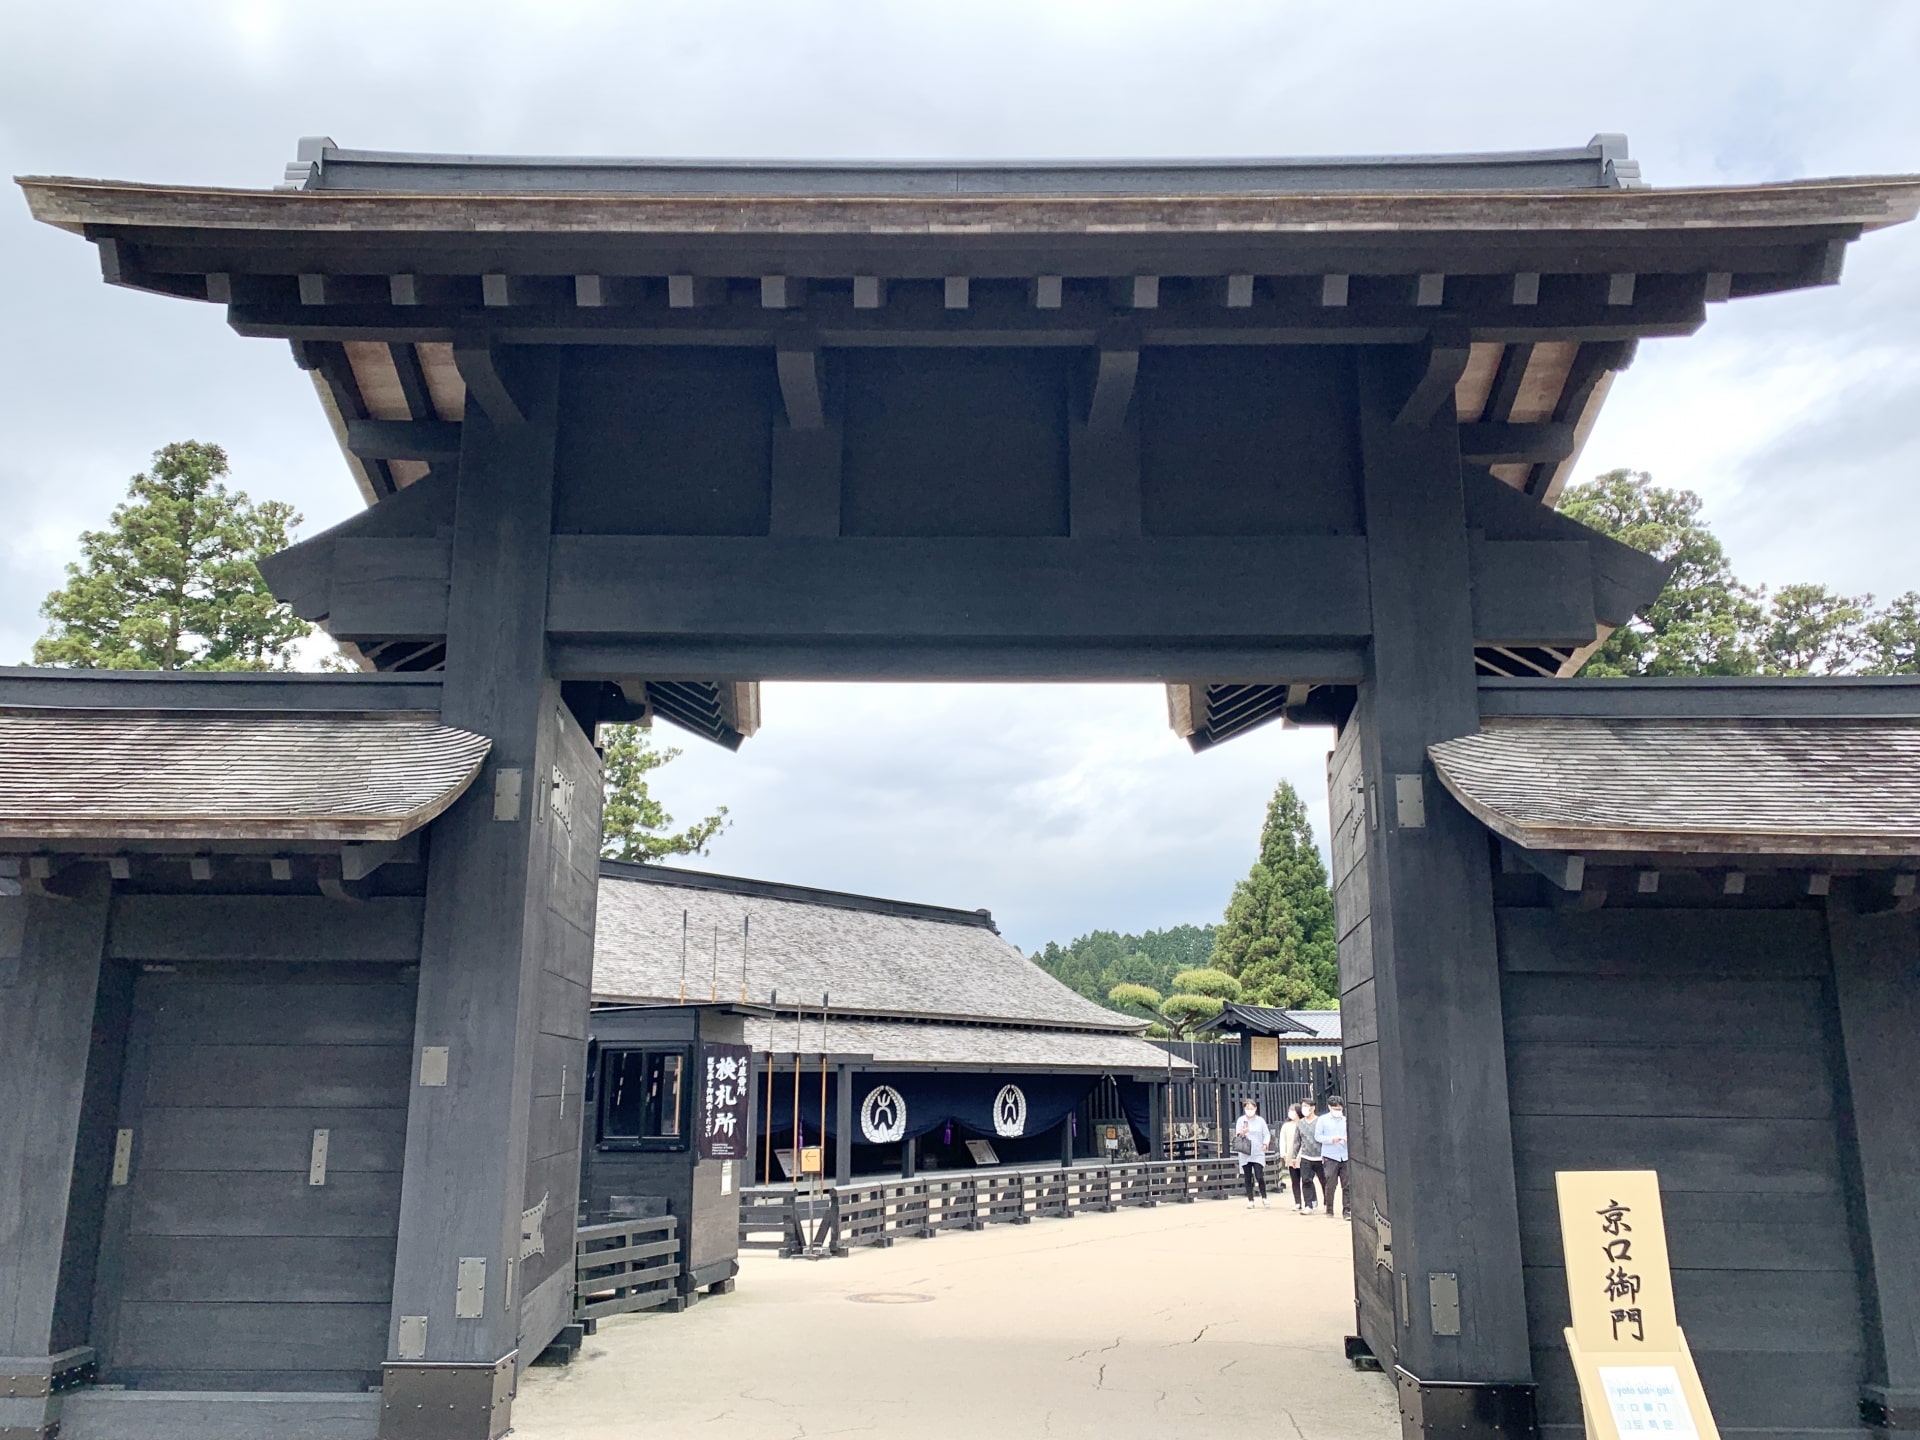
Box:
(599, 723), (730, 863)
(1208, 779), (1338, 1007)
(34, 441), (308, 670)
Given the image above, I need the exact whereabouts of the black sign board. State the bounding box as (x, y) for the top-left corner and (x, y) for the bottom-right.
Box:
(698, 1042), (753, 1160)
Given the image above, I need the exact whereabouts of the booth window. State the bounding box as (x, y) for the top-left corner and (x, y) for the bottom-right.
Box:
(598, 1048), (689, 1150)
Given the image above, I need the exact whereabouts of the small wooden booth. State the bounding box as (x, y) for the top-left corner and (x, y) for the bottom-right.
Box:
(0, 667), (603, 1440)
(578, 1003), (753, 1308)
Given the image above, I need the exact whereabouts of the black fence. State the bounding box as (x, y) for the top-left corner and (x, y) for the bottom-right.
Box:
(742, 1156), (1245, 1254)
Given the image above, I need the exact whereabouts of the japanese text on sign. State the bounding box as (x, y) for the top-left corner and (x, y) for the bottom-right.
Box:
(699, 1042), (753, 1160)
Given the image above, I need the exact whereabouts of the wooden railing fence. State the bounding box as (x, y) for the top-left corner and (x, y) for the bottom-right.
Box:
(741, 1157), (1243, 1256)
(573, 1213), (681, 1328)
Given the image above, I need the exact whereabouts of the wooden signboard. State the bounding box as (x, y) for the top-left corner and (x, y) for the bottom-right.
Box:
(1555, 1171), (1719, 1439)
(1250, 1036), (1281, 1072)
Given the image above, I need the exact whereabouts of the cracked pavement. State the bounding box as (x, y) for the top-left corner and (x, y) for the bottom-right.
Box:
(512, 1195), (1398, 1439)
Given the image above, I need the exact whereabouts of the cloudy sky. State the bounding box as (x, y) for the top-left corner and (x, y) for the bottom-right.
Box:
(3, 1), (1916, 951)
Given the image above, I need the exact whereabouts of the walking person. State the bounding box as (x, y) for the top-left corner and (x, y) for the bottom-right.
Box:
(1277, 1104), (1302, 1212)
(1315, 1094), (1351, 1219)
(1233, 1098), (1272, 1209)
(1293, 1096), (1323, 1212)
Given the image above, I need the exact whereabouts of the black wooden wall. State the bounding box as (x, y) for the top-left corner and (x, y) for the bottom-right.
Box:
(551, 344), (1361, 539)
(82, 890), (426, 1392)
(1496, 901), (1868, 1437)
(514, 695), (606, 1361)
(1329, 717), (1394, 1356)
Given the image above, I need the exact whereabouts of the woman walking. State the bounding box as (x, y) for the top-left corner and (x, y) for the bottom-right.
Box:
(1234, 1098), (1272, 1208)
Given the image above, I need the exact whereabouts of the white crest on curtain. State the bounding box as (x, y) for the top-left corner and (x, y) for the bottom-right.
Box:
(993, 1084), (1028, 1138)
(861, 1085), (907, 1143)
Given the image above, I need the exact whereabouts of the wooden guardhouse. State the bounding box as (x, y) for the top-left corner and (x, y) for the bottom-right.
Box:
(591, 863), (1189, 1183)
(577, 1002), (752, 1305)
(1192, 1000), (1318, 1077)
(15, 135), (1920, 1437)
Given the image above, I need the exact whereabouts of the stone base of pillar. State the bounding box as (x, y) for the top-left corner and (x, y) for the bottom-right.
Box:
(379, 1354), (515, 1440)
(1395, 1367), (1537, 1440)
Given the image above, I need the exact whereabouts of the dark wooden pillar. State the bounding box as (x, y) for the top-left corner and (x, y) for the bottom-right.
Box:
(1351, 348), (1533, 1433)
(1827, 897), (1920, 1427)
(1059, 1114), (1075, 1167)
(745, 1056), (762, 1186)
(900, 1135), (916, 1180)
(383, 349), (569, 1436)
(1148, 1083), (1166, 1160)
(834, 1065), (853, 1185)
(0, 878), (111, 1440)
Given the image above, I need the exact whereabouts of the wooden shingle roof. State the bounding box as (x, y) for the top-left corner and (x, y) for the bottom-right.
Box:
(0, 708), (490, 841)
(593, 863), (1146, 1034)
(1430, 715), (1920, 857)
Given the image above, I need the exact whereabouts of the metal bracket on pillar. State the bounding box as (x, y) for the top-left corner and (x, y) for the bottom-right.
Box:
(1394, 1367), (1538, 1438)
(1394, 324), (1473, 427)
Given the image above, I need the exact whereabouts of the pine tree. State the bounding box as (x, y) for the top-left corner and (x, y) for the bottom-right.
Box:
(1208, 779), (1338, 1008)
(33, 441), (309, 670)
(599, 723), (730, 863)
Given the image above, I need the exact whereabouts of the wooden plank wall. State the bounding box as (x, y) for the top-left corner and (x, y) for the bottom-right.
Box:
(1498, 906), (1867, 1437)
(516, 696), (603, 1363)
(90, 958), (418, 1391)
(1328, 719), (1393, 1359)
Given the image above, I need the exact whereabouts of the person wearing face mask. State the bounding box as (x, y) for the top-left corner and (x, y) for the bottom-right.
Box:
(1233, 1098), (1272, 1209)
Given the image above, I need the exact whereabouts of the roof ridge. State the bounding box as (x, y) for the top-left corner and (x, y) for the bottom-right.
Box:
(597, 858), (997, 930)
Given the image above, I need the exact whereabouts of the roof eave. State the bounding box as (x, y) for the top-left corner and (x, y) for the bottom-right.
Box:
(19, 173), (1920, 238)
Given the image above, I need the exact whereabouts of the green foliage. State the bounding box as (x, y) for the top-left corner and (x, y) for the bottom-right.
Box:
(1103, 980), (1223, 1039)
(1029, 924), (1217, 1007)
(33, 441), (309, 670)
(599, 723), (730, 863)
(1864, 593), (1920, 675)
(1758, 583), (1872, 676)
(1561, 470), (1915, 678)
(1209, 779), (1338, 1008)
(1169, 967), (1241, 1002)
(1560, 470), (1763, 677)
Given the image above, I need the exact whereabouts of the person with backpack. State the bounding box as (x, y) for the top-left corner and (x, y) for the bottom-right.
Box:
(1233, 1097), (1272, 1208)
(1291, 1096), (1324, 1212)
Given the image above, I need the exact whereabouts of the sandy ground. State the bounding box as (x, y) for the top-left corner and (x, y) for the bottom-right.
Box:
(512, 1193), (1400, 1440)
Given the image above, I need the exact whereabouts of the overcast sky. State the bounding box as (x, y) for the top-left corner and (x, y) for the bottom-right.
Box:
(3, 1), (1916, 951)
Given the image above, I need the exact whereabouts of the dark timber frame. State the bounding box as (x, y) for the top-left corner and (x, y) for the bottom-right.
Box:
(14, 136), (1919, 1440)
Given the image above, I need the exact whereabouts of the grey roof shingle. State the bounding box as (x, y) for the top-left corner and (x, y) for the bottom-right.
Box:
(748, 1016), (1187, 1073)
(0, 709), (490, 841)
(1431, 716), (1920, 856)
(593, 867), (1145, 1033)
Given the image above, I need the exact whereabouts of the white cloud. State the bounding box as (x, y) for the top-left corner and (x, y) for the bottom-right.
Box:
(3, 0), (1916, 941)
